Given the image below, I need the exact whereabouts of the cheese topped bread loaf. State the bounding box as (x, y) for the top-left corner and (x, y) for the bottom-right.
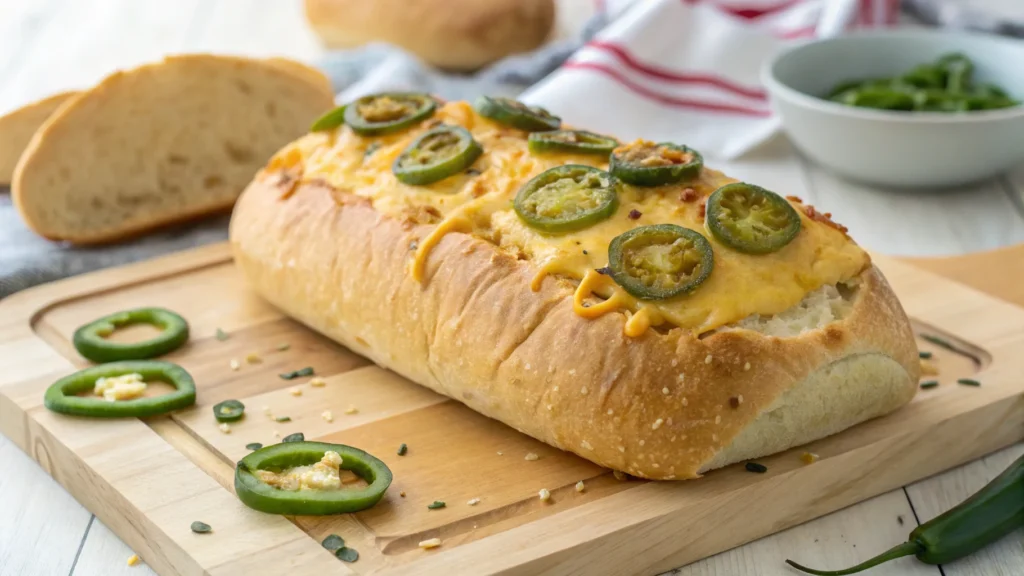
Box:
(230, 95), (920, 479)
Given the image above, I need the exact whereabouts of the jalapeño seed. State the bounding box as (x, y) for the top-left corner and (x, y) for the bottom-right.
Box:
(398, 443), (408, 456)
(190, 521), (212, 534)
(957, 378), (981, 387)
(427, 501), (446, 509)
(215, 328), (229, 341)
(918, 351), (933, 359)
(275, 416), (292, 423)
(322, 534), (345, 551)
(336, 547), (359, 562)
(279, 367), (314, 380)
(745, 462), (768, 473)
(283, 432), (305, 443)
(920, 381), (939, 389)
(245, 443), (263, 451)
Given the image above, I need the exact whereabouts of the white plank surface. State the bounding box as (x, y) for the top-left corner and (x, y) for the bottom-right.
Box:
(1, 1), (1022, 575)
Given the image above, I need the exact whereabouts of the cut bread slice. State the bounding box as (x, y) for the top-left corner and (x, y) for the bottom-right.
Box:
(0, 91), (77, 185)
(12, 55), (335, 244)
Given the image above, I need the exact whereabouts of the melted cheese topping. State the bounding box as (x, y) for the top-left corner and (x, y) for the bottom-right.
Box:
(94, 373), (147, 402)
(255, 451), (344, 491)
(269, 101), (870, 335)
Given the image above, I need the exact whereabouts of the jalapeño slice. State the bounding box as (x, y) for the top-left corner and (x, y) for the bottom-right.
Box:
(527, 130), (618, 156)
(608, 224), (713, 300)
(44, 360), (197, 418)
(234, 441), (393, 515)
(343, 92), (436, 136)
(73, 307), (189, 363)
(706, 183), (801, 254)
(514, 165), (619, 234)
(213, 399), (245, 423)
(474, 96), (561, 132)
(392, 125), (482, 185)
(609, 141), (704, 186)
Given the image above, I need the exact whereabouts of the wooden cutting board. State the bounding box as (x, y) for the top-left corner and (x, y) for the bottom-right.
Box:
(1, 243), (1022, 576)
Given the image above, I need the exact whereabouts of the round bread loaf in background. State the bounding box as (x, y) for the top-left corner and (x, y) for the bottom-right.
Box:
(303, 0), (556, 71)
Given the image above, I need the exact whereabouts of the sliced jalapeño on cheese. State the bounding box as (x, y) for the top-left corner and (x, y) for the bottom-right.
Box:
(609, 140), (704, 186)
(392, 125), (483, 185)
(44, 361), (197, 418)
(72, 307), (190, 363)
(705, 182), (801, 254)
(234, 441), (393, 515)
(343, 92), (436, 136)
(514, 165), (619, 234)
(474, 95), (561, 132)
(527, 130), (618, 156)
(608, 224), (714, 300)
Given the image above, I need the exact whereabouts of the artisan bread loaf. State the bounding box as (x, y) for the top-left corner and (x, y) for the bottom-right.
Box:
(0, 91), (76, 185)
(12, 55), (335, 244)
(230, 101), (920, 480)
(303, 0), (556, 71)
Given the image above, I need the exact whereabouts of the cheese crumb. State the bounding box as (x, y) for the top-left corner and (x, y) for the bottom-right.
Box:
(681, 397), (688, 407)
(94, 373), (147, 402)
(467, 497), (481, 506)
(705, 354), (713, 364)
(496, 451), (503, 456)
(670, 359), (678, 367)
(553, 385), (559, 392)
(419, 538), (442, 549)
(715, 415), (721, 425)
(618, 446), (625, 452)
(639, 440), (645, 446)
(400, 491), (406, 497)
(801, 452), (820, 464)
(580, 386), (588, 395)
(245, 352), (262, 364)
(127, 554), (140, 566)
(218, 423), (231, 434)
(524, 452), (539, 461)
(289, 387), (302, 396)
(230, 359), (241, 371)
(744, 362), (751, 371)
(568, 370), (576, 376)
(662, 387), (670, 395)
(920, 359), (939, 375)
(322, 410), (334, 422)
(652, 418), (664, 430)
(712, 433), (719, 441)
(538, 488), (551, 501)
(344, 405), (359, 415)
(677, 373), (686, 382)
(255, 451), (344, 491)
(546, 404), (553, 411)
(607, 409), (614, 415)
(309, 377), (326, 387)
(575, 481), (585, 493)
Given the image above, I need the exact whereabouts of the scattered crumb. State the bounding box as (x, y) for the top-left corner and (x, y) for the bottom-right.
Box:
(322, 410), (334, 423)
(580, 386), (588, 395)
(743, 362), (751, 371)
(652, 418), (664, 430)
(607, 409), (614, 415)
(575, 481), (585, 493)
(553, 385), (559, 392)
(525, 452), (539, 461)
(897, 515), (904, 526)
(262, 405), (271, 415)
(714, 415), (721, 425)
(613, 470), (627, 481)
(801, 452), (820, 464)
(467, 498), (481, 506)
(419, 538), (442, 550)
(276, 343), (291, 351)
(230, 359), (240, 371)
(546, 404), (553, 411)
(289, 387), (302, 397)
(919, 359), (939, 375)
(618, 446), (625, 452)
(344, 405), (359, 415)
(581, 440), (593, 450)
(538, 488), (551, 502)
(662, 387), (670, 395)
(639, 440), (645, 446)
(127, 554), (140, 566)
(245, 352), (262, 364)
(496, 451), (503, 456)
(309, 377), (326, 387)
(681, 397), (688, 406)
(705, 354), (713, 364)
(400, 491), (406, 497)
(218, 423), (231, 434)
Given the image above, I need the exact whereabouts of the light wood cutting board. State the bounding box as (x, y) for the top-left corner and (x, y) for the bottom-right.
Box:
(0, 243), (1021, 576)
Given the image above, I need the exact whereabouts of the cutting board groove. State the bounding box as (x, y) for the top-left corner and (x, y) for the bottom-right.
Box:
(1, 242), (1022, 576)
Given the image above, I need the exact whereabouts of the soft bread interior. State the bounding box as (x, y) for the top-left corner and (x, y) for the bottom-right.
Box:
(717, 282), (855, 337)
(701, 352), (911, 472)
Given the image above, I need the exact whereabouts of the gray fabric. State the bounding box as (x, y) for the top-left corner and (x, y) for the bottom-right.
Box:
(903, 0), (1024, 38)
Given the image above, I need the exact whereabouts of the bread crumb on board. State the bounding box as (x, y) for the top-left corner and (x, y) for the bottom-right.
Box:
(127, 554), (140, 566)
(538, 488), (551, 501)
(419, 538), (442, 549)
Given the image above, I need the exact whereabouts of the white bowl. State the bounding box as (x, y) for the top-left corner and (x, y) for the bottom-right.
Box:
(762, 29), (1024, 188)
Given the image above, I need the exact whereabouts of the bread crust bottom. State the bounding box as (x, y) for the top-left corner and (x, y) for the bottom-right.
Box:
(230, 176), (920, 479)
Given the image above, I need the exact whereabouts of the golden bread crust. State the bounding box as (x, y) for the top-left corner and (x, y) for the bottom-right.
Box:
(230, 176), (920, 480)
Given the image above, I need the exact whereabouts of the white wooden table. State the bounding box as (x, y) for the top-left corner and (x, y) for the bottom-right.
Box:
(1, 1), (1022, 574)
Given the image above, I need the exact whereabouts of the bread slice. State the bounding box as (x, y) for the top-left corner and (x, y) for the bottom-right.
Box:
(12, 55), (335, 244)
(0, 92), (77, 185)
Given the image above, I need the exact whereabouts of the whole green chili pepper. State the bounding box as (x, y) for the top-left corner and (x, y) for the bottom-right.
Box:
(787, 453), (1024, 575)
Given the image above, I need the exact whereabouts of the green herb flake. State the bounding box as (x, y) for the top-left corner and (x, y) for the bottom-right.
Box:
(745, 462), (768, 474)
(275, 416), (292, 423)
(215, 328), (229, 341)
(427, 500), (446, 510)
(918, 350), (933, 359)
(276, 343), (291, 352)
(245, 443), (263, 451)
(283, 432), (305, 443)
(321, 534), (345, 551)
(190, 521), (212, 534)
(397, 443), (408, 456)
(919, 380), (939, 389)
(957, 378), (981, 387)
(279, 367), (315, 380)
(336, 547), (359, 563)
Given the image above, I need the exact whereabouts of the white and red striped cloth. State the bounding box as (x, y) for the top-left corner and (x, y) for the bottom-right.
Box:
(522, 0), (900, 159)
